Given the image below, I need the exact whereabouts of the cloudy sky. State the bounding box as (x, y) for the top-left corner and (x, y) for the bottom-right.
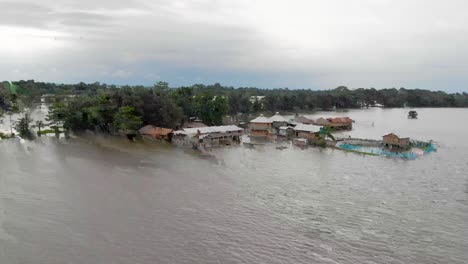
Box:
(1, 0), (467, 91)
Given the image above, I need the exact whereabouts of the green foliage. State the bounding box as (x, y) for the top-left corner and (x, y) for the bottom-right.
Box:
(154, 81), (169, 92)
(115, 86), (183, 129)
(3, 81), (17, 95)
(3, 80), (468, 139)
(0, 131), (15, 139)
(252, 98), (262, 112)
(38, 129), (56, 135)
(193, 94), (229, 126)
(319, 126), (335, 140)
(0, 82), (13, 112)
(14, 113), (34, 140)
(316, 139), (327, 148)
(87, 94), (117, 133)
(50, 125), (62, 137)
(3, 80), (468, 115)
(172, 87), (196, 119)
(33, 120), (45, 136)
(46, 97), (98, 132)
(45, 86), (184, 136)
(113, 106), (142, 134)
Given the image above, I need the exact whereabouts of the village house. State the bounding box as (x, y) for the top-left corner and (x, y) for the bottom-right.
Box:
(248, 114), (274, 138)
(172, 125), (244, 148)
(295, 115), (314, 124)
(269, 112), (288, 128)
(293, 124), (319, 141)
(278, 126), (295, 139)
(326, 117), (353, 131)
(183, 119), (207, 129)
(314, 117), (331, 127)
(138, 125), (173, 141)
(382, 133), (410, 149)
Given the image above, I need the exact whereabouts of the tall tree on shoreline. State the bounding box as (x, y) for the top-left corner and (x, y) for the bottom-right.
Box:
(14, 113), (34, 140)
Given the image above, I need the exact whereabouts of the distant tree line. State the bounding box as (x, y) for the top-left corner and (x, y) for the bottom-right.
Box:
(1, 80), (468, 136)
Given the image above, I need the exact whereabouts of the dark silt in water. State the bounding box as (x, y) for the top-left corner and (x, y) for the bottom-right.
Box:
(0, 108), (467, 263)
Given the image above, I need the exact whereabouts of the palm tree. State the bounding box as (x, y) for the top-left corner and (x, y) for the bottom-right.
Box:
(319, 126), (335, 140)
(313, 126), (336, 148)
(34, 120), (45, 136)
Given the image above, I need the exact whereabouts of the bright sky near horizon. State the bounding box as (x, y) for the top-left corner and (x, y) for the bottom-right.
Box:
(1, 0), (467, 91)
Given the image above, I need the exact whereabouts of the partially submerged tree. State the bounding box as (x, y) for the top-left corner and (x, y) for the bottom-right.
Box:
(34, 120), (45, 136)
(113, 106), (142, 136)
(313, 126), (336, 147)
(14, 113), (34, 140)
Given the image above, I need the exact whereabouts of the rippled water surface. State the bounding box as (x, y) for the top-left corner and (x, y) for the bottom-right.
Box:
(1, 108), (467, 263)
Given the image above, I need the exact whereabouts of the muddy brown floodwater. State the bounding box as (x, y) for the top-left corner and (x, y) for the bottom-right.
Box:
(1, 108), (467, 263)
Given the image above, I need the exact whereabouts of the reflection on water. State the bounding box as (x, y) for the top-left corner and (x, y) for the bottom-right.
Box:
(0, 108), (468, 264)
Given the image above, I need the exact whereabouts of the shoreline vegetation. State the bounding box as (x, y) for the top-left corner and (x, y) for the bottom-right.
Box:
(0, 80), (466, 143)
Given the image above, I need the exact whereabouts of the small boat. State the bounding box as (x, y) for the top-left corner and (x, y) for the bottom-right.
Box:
(276, 146), (288, 150)
(408, 110), (418, 119)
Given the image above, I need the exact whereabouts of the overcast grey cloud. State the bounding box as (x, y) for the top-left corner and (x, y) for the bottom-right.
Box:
(1, 0), (468, 91)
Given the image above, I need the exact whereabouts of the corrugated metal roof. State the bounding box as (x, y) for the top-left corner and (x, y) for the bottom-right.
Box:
(327, 117), (353, 124)
(314, 118), (331, 126)
(295, 115), (314, 124)
(174, 125), (243, 136)
(250, 114), (272, 124)
(269, 112), (287, 122)
(294, 124), (319, 132)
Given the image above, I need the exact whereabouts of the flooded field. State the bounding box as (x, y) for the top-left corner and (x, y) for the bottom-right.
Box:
(1, 108), (467, 263)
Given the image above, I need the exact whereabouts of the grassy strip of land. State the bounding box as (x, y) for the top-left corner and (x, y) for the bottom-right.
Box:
(38, 129), (58, 135)
(0, 132), (15, 139)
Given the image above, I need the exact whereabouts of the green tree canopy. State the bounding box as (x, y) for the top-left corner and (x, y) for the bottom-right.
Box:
(113, 106), (142, 134)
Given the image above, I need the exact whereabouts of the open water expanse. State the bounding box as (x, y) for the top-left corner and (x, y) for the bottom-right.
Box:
(1, 108), (467, 263)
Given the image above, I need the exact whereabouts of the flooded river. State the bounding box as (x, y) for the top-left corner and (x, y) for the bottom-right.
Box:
(1, 108), (467, 263)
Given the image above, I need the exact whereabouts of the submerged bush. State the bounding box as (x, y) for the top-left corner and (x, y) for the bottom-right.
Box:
(14, 113), (34, 140)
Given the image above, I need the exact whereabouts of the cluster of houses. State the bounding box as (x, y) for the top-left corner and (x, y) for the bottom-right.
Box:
(137, 112), (357, 149)
(248, 113), (353, 141)
(137, 112), (413, 152)
(172, 126), (244, 148)
(138, 123), (244, 149)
